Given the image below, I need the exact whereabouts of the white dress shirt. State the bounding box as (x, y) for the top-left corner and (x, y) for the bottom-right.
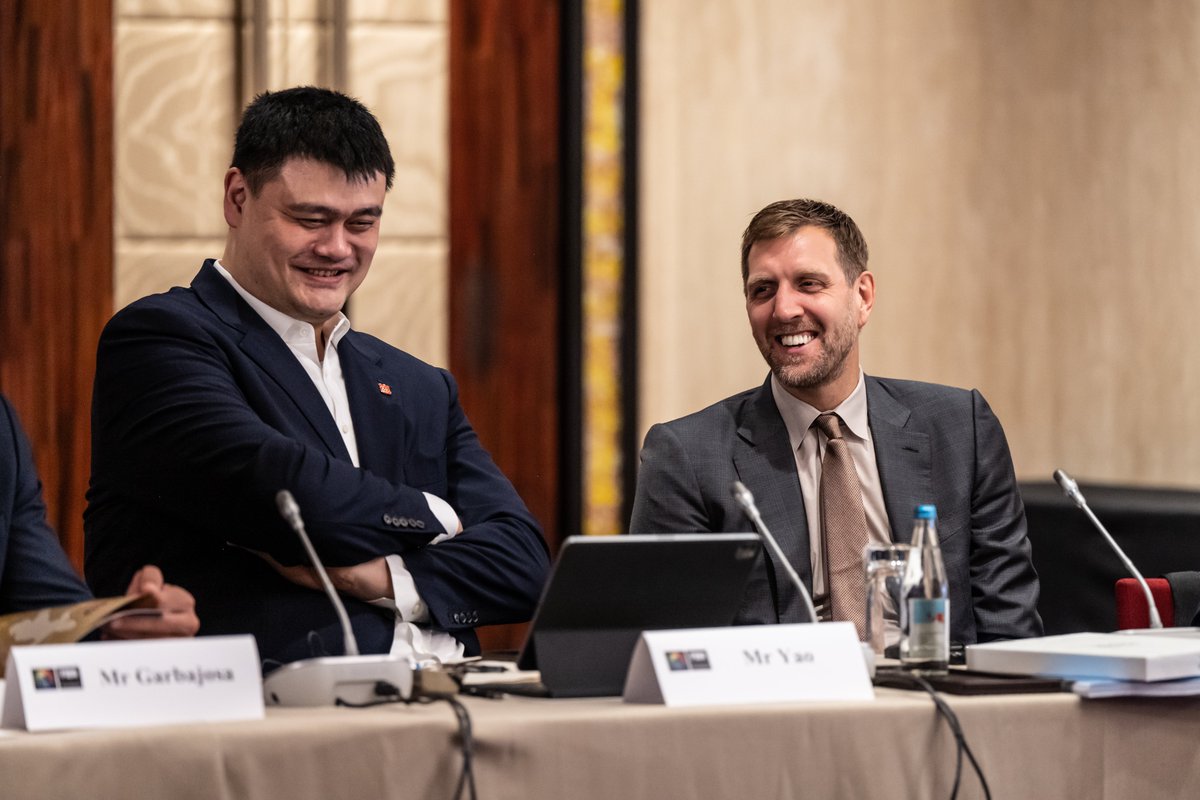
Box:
(214, 261), (465, 664)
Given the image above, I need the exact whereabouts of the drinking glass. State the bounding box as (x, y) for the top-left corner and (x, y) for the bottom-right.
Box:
(863, 543), (911, 655)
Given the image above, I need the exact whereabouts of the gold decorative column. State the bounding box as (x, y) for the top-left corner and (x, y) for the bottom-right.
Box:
(582, 0), (626, 536)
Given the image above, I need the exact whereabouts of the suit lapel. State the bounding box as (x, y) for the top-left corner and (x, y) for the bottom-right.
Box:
(339, 332), (406, 477)
(866, 376), (933, 544)
(191, 261), (352, 461)
(733, 379), (814, 618)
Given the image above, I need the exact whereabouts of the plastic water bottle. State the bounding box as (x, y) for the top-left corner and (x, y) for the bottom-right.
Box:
(900, 504), (949, 674)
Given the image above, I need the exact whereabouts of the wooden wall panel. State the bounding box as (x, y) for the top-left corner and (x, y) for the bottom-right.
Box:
(449, 0), (564, 649)
(0, 1), (114, 569)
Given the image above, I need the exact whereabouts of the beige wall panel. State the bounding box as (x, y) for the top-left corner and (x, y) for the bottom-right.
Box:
(118, 0), (233, 17)
(351, 240), (448, 367)
(262, 21), (330, 89)
(115, 19), (235, 240)
(640, 0), (1200, 487)
(273, 0), (323, 20)
(352, 0), (446, 23)
(115, 239), (224, 311)
(348, 24), (447, 240)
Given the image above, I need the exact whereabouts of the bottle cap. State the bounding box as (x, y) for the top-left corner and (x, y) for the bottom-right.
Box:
(914, 504), (937, 520)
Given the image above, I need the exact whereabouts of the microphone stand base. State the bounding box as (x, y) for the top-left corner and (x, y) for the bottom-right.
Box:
(263, 654), (414, 706)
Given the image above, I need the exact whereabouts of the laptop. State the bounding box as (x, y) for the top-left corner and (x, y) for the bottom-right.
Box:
(512, 533), (762, 697)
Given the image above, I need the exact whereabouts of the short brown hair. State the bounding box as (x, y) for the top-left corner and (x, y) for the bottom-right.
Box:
(740, 199), (869, 288)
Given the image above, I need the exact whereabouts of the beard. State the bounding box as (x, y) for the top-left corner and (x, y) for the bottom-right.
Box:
(758, 306), (859, 391)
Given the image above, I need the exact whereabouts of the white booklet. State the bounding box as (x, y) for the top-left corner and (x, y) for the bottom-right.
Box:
(1072, 675), (1200, 699)
(966, 632), (1200, 682)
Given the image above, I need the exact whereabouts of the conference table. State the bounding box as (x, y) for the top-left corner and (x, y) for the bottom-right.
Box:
(2, 686), (1198, 799)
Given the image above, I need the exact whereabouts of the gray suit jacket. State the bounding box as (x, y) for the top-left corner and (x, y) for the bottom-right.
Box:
(629, 375), (1042, 644)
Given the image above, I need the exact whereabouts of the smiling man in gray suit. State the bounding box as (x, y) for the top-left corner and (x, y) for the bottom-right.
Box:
(629, 198), (1041, 645)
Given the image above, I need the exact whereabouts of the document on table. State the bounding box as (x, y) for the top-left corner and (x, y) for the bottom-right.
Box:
(1072, 675), (1200, 699)
(0, 596), (157, 677)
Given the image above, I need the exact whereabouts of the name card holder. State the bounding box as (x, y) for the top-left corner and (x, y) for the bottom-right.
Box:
(3, 635), (264, 732)
(623, 622), (873, 706)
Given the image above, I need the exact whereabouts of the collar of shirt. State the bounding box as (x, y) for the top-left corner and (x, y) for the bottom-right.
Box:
(770, 369), (892, 604)
(770, 368), (870, 451)
(212, 260), (351, 362)
(212, 258), (361, 469)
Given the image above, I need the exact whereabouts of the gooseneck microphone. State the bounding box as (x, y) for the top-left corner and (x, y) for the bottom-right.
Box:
(262, 490), (414, 705)
(731, 480), (819, 624)
(1053, 469), (1163, 629)
(275, 490), (360, 655)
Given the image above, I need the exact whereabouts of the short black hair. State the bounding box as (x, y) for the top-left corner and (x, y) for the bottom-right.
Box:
(231, 86), (396, 194)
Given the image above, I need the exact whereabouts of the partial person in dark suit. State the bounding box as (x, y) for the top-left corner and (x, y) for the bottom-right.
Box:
(629, 199), (1041, 644)
(85, 87), (549, 666)
(1, 394), (198, 636)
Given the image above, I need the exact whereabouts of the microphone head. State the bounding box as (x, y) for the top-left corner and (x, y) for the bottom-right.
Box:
(730, 480), (754, 510)
(1053, 469), (1085, 508)
(275, 489), (301, 520)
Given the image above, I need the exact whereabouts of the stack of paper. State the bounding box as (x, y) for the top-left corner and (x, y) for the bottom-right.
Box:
(966, 632), (1200, 682)
(1071, 676), (1200, 699)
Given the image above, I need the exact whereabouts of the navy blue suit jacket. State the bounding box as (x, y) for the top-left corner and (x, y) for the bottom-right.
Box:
(1, 395), (93, 613)
(85, 262), (549, 664)
(629, 376), (1042, 644)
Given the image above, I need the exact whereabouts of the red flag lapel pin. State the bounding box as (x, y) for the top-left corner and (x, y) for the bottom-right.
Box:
(378, 382), (393, 396)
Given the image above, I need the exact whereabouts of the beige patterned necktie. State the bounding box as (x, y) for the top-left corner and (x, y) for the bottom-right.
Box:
(815, 413), (870, 639)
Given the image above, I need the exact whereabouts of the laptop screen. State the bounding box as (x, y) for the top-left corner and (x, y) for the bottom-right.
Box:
(515, 533), (762, 695)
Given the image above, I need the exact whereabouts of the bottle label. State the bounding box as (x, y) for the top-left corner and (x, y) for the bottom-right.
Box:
(906, 598), (949, 661)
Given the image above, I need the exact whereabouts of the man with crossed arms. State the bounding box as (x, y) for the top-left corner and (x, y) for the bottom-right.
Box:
(85, 87), (548, 666)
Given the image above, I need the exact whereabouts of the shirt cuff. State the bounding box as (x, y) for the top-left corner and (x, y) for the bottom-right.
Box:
(422, 491), (462, 543)
(369, 494), (459, 623)
(372, 553), (429, 623)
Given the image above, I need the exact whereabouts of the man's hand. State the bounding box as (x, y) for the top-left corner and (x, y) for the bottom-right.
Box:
(105, 565), (201, 639)
(259, 552), (394, 603)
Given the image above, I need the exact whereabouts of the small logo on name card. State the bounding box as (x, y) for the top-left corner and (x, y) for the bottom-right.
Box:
(57, 666), (83, 688)
(32, 666), (82, 690)
(664, 650), (712, 671)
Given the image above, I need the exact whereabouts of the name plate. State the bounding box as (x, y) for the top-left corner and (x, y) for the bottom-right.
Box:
(2, 635), (264, 732)
(623, 622), (873, 706)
